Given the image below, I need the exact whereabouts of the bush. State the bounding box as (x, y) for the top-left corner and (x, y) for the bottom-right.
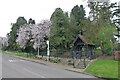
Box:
(50, 59), (61, 63)
(67, 60), (73, 65)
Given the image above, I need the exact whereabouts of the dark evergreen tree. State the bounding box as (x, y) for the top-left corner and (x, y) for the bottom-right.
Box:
(8, 17), (27, 51)
(28, 18), (36, 24)
(70, 5), (86, 40)
(112, 2), (120, 50)
(50, 8), (70, 51)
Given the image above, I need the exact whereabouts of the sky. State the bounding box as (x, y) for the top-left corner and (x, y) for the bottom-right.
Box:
(0, 0), (119, 37)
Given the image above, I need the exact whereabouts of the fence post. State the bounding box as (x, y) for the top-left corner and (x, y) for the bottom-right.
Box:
(73, 51), (76, 68)
(83, 56), (86, 68)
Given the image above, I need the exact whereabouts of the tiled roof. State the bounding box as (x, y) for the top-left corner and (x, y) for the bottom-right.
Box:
(72, 34), (95, 46)
(78, 34), (95, 45)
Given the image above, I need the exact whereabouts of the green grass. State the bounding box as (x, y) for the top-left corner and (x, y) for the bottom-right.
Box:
(0, 50), (2, 53)
(84, 60), (119, 79)
(16, 53), (34, 58)
(1, 50), (35, 58)
(1, 50), (16, 55)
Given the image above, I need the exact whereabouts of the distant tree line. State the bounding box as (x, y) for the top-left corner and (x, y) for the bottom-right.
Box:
(3, 1), (120, 56)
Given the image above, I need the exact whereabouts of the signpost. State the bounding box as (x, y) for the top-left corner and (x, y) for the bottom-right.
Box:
(37, 36), (40, 57)
(37, 44), (39, 57)
(46, 40), (50, 61)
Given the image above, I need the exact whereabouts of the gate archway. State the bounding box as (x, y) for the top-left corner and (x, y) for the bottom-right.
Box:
(72, 34), (95, 68)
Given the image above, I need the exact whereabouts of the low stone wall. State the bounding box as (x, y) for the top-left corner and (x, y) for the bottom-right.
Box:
(38, 56), (73, 65)
(114, 51), (120, 61)
(38, 55), (94, 69)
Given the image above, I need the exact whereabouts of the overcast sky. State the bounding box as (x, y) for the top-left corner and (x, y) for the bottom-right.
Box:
(0, 0), (119, 37)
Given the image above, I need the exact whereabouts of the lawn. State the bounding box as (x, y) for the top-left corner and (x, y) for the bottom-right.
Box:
(84, 60), (119, 79)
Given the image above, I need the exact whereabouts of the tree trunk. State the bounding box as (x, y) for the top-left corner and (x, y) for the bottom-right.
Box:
(101, 43), (106, 56)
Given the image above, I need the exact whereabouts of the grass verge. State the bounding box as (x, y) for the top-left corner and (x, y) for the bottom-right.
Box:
(84, 60), (119, 79)
(1, 50), (35, 58)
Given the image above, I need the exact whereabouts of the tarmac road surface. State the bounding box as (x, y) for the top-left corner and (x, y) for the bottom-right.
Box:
(2, 54), (98, 78)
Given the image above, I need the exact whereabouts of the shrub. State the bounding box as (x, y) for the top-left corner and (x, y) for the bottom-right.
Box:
(50, 59), (61, 63)
(67, 60), (73, 65)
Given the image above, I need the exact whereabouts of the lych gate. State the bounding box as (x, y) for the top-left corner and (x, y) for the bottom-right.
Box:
(72, 34), (95, 68)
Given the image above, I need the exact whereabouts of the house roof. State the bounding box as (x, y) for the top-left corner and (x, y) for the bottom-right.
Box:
(73, 34), (95, 46)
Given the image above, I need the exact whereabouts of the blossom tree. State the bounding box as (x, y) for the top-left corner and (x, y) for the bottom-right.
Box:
(0, 37), (8, 50)
(16, 20), (51, 51)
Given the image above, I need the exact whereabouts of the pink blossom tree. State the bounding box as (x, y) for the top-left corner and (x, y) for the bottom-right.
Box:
(16, 20), (51, 51)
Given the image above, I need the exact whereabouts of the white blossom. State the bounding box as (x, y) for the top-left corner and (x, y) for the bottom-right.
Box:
(0, 37), (8, 49)
(16, 20), (51, 50)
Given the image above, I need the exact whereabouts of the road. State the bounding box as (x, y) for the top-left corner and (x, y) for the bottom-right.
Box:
(0, 53), (2, 79)
(2, 54), (97, 78)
